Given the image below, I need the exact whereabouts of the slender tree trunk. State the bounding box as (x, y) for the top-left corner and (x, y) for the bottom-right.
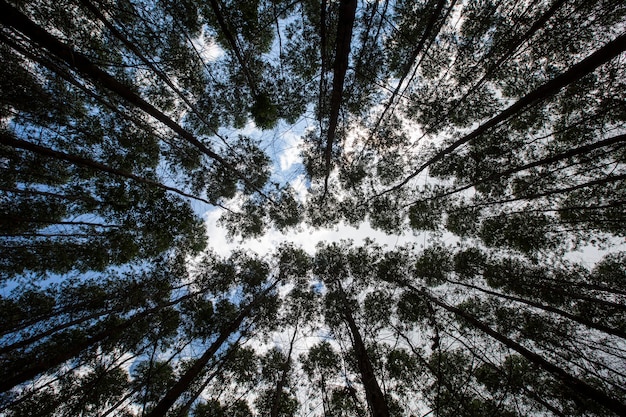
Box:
(102, 341), (194, 417)
(371, 0), (449, 133)
(392, 325), (491, 416)
(2, 308), (153, 392)
(318, 0), (328, 132)
(144, 313), (248, 417)
(0, 290), (200, 392)
(407, 172), (626, 210)
(0, 282), (210, 355)
(1, 308), (120, 355)
(512, 280), (626, 313)
(436, 324), (568, 417)
(322, 0), (357, 199)
(207, 0), (258, 96)
(0, 289), (110, 337)
(146, 282), (278, 417)
(269, 326), (298, 417)
(534, 275), (626, 298)
(335, 287), (390, 417)
(0, 186), (100, 205)
(176, 334), (249, 417)
(1, 216), (120, 229)
(0, 133), (213, 206)
(421, 133), (626, 202)
(456, 0), (568, 106)
(78, 0), (228, 145)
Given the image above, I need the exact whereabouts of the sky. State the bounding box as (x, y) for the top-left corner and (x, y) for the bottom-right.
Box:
(186, 18), (430, 259)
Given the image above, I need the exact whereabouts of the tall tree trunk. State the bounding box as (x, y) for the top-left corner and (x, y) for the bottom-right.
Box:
(0, 282), (212, 356)
(78, 0), (227, 145)
(0, 133), (213, 206)
(144, 309), (250, 417)
(502, 278), (626, 313)
(207, 0), (258, 96)
(455, 0), (568, 106)
(146, 282), (278, 417)
(0, 291), (194, 393)
(318, 0), (328, 130)
(406, 172), (626, 210)
(269, 325), (298, 417)
(322, 0), (357, 199)
(0, 186), (100, 206)
(175, 334), (247, 417)
(1, 308), (120, 355)
(371, 0), (449, 133)
(335, 286), (390, 417)
(420, 133), (626, 202)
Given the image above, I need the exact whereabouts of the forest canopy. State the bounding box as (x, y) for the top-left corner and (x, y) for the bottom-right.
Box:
(1, 0), (626, 416)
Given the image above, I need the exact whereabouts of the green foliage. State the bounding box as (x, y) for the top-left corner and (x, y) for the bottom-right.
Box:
(453, 247), (486, 279)
(363, 290), (393, 328)
(2, 0), (626, 415)
(413, 245), (453, 287)
(479, 212), (557, 254)
(194, 398), (254, 417)
(397, 292), (430, 324)
(131, 361), (176, 406)
(268, 187), (303, 231)
(276, 243), (311, 285)
(409, 200), (442, 231)
(250, 92), (279, 130)
(300, 341), (341, 380)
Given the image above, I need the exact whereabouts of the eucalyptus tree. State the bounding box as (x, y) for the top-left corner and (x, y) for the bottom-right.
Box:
(0, 248), (283, 416)
(0, 0), (296, 279)
(0, 259), (184, 400)
(2, 0), (626, 415)
(324, 0), (626, 244)
(401, 244), (626, 415)
(313, 241), (422, 417)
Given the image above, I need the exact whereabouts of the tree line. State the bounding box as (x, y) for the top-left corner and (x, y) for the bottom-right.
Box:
(1, 0), (625, 415)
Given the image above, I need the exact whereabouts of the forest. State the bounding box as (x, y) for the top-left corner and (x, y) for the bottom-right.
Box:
(1, 0), (625, 415)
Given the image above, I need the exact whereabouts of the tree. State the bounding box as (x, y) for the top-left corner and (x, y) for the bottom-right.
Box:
(2, 0), (625, 416)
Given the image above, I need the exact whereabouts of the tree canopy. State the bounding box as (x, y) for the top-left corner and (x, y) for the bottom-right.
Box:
(1, 0), (625, 415)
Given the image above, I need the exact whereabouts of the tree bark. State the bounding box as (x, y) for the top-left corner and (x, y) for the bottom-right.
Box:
(322, 0), (357, 199)
(336, 287), (390, 417)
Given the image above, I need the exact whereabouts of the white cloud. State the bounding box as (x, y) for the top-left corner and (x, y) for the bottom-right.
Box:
(204, 206), (425, 258)
(279, 144), (301, 172)
(191, 30), (224, 63)
(289, 174), (309, 202)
